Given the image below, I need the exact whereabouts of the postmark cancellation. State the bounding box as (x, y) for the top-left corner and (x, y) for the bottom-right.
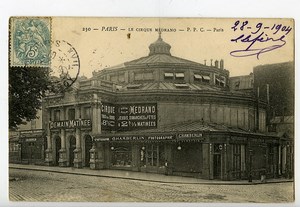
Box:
(9, 17), (51, 67)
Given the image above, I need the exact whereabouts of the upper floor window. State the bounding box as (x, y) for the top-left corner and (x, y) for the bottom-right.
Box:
(68, 108), (76, 120)
(144, 72), (154, 80)
(110, 74), (118, 82)
(54, 110), (60, 121)
(202, 75), (211, 83)
(83, 107), (91, 119)
(31, 120), (36, 129)
(134, 72), (143, 81)
(164, 72), (174, 80)
(175, 72), (184, 80)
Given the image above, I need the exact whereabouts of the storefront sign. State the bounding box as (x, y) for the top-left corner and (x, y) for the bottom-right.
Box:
(25, 138), (37, 142)
(177, 132), (203, 139)
(20, 129), (44, 135)
(117, 103), (157, 131)
(49, 119), (92, 129)
(94, 134), (175, 142)
(101, 103), (116, 130)
(100, 103), (157, 131)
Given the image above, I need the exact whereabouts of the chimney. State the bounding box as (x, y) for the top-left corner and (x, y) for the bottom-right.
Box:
(210, 59), (213, 66)
(220, 59), (224, 69)
(204, 59), (207, 66)
(215, 60), (219, 68)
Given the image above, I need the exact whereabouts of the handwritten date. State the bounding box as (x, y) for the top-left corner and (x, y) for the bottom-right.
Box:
(230, 20), (292, 59)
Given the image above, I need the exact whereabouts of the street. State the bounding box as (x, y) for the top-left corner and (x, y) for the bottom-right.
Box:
(9, 168), (294, 203)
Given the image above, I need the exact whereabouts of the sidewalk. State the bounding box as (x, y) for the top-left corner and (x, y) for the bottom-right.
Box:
(9, 163), (293, 185)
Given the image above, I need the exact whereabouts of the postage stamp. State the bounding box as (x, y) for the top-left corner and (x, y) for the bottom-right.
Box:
(9, 17), (51, 67)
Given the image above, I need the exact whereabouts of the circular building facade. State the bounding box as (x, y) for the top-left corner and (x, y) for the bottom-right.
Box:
(45, 35), (281, 181)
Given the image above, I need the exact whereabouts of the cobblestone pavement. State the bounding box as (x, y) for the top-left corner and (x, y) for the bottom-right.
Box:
(9, 168), (294, 203)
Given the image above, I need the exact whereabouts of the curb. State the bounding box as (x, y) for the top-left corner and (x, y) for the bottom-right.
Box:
(9, 166), (294, 185)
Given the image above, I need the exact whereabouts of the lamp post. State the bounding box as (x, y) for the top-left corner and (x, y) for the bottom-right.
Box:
(249, 149), (253, 182)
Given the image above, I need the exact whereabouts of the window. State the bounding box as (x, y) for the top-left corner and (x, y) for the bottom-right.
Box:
(83, 107), (91, 119)
(175, 72), (184, 80)
(119, 73), (125, 82)
(174, 83), (189, 89)
(110, 74), (118, 82)
(134, 72), (143, 81)
(220, 76), (226, 87)
(164, 72), (174, 80)
(235, 81), (240, 89)
(31, 120), (36, 129)
(194, 74), (202, 81)
(111, 144), (132, 167)
(127, 84), (142, 89)
(144, 72), (154, 80)
(202, 75), (211, 83)
(145, 144), (165, 167)
(215, 75), (226, 87)
(232, 144), (242, 179)
(68, 108), (76, 120)
(54, 110), (60, 121)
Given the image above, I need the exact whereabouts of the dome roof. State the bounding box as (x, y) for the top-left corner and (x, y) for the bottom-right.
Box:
(148, 33), (171, 56)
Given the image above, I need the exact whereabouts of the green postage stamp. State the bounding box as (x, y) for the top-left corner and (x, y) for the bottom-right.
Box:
(10, 17), (51, 67)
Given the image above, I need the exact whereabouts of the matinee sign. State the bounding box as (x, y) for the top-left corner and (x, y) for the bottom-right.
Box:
(49, 119), (92, 129)
(116, 103), (157, 131)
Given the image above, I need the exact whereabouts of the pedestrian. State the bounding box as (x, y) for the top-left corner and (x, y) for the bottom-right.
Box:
(165, 160), (169, 176)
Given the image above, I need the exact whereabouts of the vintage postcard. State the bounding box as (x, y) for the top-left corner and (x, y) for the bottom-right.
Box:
(8, 17), (294, 203)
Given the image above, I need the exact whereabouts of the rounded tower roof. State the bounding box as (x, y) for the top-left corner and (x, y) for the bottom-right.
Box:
(148, 32), (171, 56)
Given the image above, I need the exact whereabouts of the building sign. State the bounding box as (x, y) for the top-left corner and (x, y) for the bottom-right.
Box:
(25, 138), (37, 142)
(101, 103), (116, 130)
(20, 129), (44, 135)
(49, 119), (92, 129)
(101, 103), (157, 131)
(177, 132), (204, 141)
(94, 134), (174, 142)
(117, 103), (157, 131)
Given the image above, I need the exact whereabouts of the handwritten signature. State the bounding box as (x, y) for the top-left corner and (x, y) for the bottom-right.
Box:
(230, 32), (286, 59)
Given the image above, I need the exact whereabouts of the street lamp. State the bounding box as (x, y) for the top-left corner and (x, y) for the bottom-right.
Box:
(249, 149), (253, 182)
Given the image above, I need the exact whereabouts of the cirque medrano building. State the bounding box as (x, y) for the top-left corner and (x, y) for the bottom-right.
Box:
(43, 34), (287, 180)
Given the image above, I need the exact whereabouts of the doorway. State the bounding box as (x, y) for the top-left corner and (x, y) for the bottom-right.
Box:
(69, 136), (76, 167)
(213, 144), (222, 179)
(85, 135), (93, 167)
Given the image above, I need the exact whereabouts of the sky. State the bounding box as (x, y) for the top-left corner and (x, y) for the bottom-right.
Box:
(52, 17), (294, 78)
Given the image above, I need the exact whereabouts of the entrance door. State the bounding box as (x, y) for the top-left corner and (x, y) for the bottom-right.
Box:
(85, 136), (93, 167)
(213, 154), (222, 179)
(55, 137), (61, 166)
(69, 136), (76, 167)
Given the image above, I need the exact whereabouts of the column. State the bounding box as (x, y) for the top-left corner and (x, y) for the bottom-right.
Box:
(73, 105), (82, 168)
(131, 144), (140, 172)
(201, 143), (210, 179)
(58, 129), (67, 166)
(73, 128), (82, 168)
(58, 108), (67, 167)
(92, 102), (101, 134)
(278, 145), (282, 176)
(209, 143), (214, 180)
(45, 108), (53, 166)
